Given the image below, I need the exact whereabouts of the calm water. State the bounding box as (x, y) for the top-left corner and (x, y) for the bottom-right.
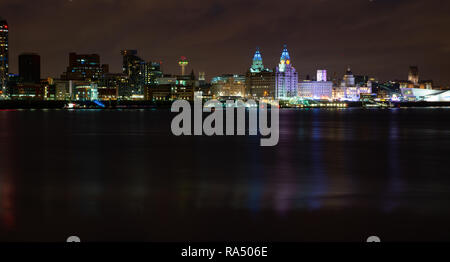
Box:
(1, 108), (450, 241)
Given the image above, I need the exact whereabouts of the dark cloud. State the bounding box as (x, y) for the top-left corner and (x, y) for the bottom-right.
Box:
(1, 0), (450, 85)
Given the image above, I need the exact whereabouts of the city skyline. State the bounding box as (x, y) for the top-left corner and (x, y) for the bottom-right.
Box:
(1, 0), (449, 85)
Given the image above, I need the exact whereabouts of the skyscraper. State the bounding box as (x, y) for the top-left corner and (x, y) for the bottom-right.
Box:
(19, 53), (41, 83)
(275, 45), (298, 99)
(121, 50), (145, 98)
(0, 18), (8, 94)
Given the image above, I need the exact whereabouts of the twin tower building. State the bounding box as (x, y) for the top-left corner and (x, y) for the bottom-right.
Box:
(246, 45), (299, 100)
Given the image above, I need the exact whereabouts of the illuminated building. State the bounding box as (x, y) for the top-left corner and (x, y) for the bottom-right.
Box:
(173, 71), (196, 100)
(399, 66), (433, 90)
(121, 50), (146, 99)
(298, 70), (333, 99)
(99, 73), (127, 100)
(54, 80), (72, 100)
(317, 70), (327, 82)
(178, 56), (189, 76)
(145, 72), (195, 101)
(250, 48), (265, 73)
(275, 45), (298, 99)
(71, 82), (99, 101)
(246, 48), (275, 99)
(145, 61), (163, 85)
(61, 53), (107, 81)
(246, 70), (275, 99)
(335, 67), (372, 101)
(19, 53), (40, 83)
(0, 18), (8, 95)
(211, 74), (246, 97)
(408, 66), (419, 85)
(401, 88), (450, 102)
(341, 67), (355, 87)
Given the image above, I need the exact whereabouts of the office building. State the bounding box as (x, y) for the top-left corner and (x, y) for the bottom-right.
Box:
(211, 74), (246, 97)
(61, 53), (107, 81)
(121, 50), (146, 99)
(299, 70), (333, 99)
(246, 48), (275, 99)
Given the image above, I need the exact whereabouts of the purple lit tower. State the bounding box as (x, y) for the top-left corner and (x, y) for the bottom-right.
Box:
(275, 45), (298, 99)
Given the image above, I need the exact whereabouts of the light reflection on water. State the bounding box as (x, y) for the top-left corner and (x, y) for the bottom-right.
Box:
(1, 108), (450, 240)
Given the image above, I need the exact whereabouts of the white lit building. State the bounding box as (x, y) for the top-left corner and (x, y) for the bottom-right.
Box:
(334, 67), (372, 101)
(298, 70), (333, 99)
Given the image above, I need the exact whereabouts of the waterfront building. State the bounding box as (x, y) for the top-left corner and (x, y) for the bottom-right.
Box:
(121, 50), (146, 99)
(61, 53), (107, 81)
(9, 83), (44, 100)
(211, 74), (246, 97)
(72, 81), (99, 101)
(54, 80), (72, 100)
(399, 66), (433, 90)
(145, 72), (195, 101)
(99, 73), (127, 100)
(341, 67), (355, 87)
(334, 67), (372, 101)
(144, 61), (163, 85)
(298, 70), (333, 99)
(401, 88), (450, 102)
(275, 45), (298, 99)
(0, 18), (8, 95)
(19, 53), (41, 83)
(317, 70), (327, 82)
(245, 48), (275, 99)
(172, 71), (196, 101)
(250, 48), (265, 73)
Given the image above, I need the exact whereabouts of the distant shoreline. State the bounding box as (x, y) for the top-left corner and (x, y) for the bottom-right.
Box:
(1, 100), (450, 110)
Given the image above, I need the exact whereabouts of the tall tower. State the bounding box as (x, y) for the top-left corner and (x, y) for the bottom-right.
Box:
(278, 45), (291, 73)
(408, 66), (419, 85)
(275, 45), (298, 99)
(0, 18), (9, 95)
(178, 56), (189, 76)
(250, 48), (264, 73)
(120, 50), (145, 97)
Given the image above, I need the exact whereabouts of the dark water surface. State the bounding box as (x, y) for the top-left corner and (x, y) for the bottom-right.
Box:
(1, 108), (450, 241)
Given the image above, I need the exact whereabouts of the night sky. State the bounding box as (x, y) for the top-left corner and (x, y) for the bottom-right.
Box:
(1, 0), (450, 85)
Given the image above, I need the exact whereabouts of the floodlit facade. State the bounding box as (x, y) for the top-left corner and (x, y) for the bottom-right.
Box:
(211, 74), (246, 97)
(298, 80), (333, 100)
(334, 67), (372, 101)
(246, 48), (275, 99)
(401, 88), (450, 102)
(250, 48), (265, 73)
(275, 45), (298, 99)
